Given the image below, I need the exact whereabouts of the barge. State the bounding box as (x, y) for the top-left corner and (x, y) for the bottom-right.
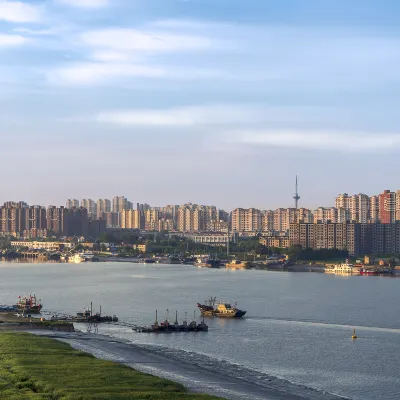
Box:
(133, 310), (208, 333)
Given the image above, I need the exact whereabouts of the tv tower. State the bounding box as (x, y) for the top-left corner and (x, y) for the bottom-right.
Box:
(293, 175), (300, 209)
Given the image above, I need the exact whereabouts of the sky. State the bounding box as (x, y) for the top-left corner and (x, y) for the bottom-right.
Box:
(1, 0), (400, 210)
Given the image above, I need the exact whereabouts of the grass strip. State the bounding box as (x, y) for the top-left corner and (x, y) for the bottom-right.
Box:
(0, 332), (221, 400)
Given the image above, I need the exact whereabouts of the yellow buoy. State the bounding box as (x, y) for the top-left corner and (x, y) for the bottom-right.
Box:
(351, 328), (358, 339)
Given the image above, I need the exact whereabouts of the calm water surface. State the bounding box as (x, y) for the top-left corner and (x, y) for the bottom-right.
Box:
(0, 261), (399, 400)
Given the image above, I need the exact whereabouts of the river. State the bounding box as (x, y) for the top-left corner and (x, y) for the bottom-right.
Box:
(0, 261), (399, 400)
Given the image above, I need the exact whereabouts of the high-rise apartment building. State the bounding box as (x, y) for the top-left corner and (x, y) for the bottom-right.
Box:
(26, 206), (47, 231)
(112, 196), (133, 213)
(350, 194), (370, 223)
(137, 203), (151, 212)
(120, 209), (144, 229)
(379, 190), (396, 224)
(46, 206), (68, 236)
(0, 202), (28, 235)
(313, 207), (338, 223)
(335, 193), (369, 223)
(177, 204), (206, 232)
(370, 196), (379, 222)
(231, 208), (262, 232)
(66, 199), (79, 209)
(66, 207), (88, 237)
(289, 222), (359, 255)
(81, 199), (97, 216)
(145, 209), (160, 231)
(97, 199), (111, 214)
(335, 193), (351, 210)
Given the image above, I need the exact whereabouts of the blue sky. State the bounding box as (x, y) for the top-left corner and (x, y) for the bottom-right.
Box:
(1, 0), (400, 210)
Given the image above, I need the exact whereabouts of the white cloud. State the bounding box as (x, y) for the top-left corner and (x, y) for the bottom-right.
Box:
(0, 1), (41, 22)
(0, 34), (27, 47)
(227, 131), (400, 152)
(56, 0), (109, 8)
(48, 62), (166, 85)
(13, 27), (56, 36)
(96, 105), (268, 126)
(81, 29), (218, 52)
(91, 51), (139, 62)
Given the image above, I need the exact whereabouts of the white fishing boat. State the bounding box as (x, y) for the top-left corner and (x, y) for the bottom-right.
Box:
(68, 254), (83, 264)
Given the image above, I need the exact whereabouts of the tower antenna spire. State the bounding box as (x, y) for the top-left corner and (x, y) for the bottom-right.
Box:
(293, 175), (300, 209)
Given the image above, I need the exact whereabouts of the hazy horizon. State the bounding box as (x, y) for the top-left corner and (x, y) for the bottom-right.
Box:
(1, 0), (400, 210)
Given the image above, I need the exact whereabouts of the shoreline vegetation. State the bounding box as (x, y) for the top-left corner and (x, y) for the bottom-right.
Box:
(0, 332), (221, 400)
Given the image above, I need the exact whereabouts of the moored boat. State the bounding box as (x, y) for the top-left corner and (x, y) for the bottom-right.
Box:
(68, 254), (83, 264)
(197, 297), (246, 318)
(225, 259), (249, 270)
(16, 295), (42, 313)
(360, 267), (379, 275)
(194, 256), (220, 268)
(324, 262), (361, 275)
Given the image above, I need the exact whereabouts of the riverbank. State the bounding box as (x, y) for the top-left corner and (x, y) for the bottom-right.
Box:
(31, 330), (348, 400)
(0, 312), (74, 332)
(0, 332), (220, 399)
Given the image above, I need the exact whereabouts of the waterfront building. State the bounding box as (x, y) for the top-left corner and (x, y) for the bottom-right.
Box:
(26, 206), (47, 232)
(66, 207), (89, 237)
(259, 235), (289, 249)
(10, 241), (74, 251)
(0, 202), (28, 235)
(88, 219), (107, 239)
(46, 206), (68, 236)
(173, 232), (232, 246)
(289, 221), (400, 257)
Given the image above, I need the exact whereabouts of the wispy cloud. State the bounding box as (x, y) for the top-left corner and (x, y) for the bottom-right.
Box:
(55, 0), (110, 8)
(47, 62), (166, 85)
(0, 1), (42, 23)
(13, 27), (57, 36)
(96, 105), (269, 126)
(95, 103), (400, 153)
(46, 24), (225, 85)
(0, 34), (27, 47)
(81, 28), (219, 52)
(226, 131), (400, 152)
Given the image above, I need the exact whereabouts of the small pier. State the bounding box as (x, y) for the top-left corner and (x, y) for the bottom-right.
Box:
(50, 302), (118, 323)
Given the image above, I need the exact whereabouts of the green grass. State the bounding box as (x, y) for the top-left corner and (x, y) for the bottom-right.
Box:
(0, 333), (221, 400)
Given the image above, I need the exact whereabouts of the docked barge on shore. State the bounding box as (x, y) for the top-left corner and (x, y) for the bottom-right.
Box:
(132, 310), (208, 333)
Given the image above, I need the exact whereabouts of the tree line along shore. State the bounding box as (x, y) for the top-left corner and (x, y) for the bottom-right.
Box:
(0, 332), (221, 400)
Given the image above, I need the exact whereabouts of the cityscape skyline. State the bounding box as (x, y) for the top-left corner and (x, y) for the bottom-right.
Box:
(1, 1), (400, 207)
(3, 184), (400, 212)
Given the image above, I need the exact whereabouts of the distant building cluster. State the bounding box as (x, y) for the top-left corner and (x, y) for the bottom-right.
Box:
(2, 189), (400, 257)
(0, 202), (105, 239)
(65, 198), (230, 233)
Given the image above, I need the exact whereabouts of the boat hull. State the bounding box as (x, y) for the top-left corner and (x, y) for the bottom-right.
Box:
(214, 310), (246, 318)
(197, 307), (246, 318)
(16, 305), (42, 313)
